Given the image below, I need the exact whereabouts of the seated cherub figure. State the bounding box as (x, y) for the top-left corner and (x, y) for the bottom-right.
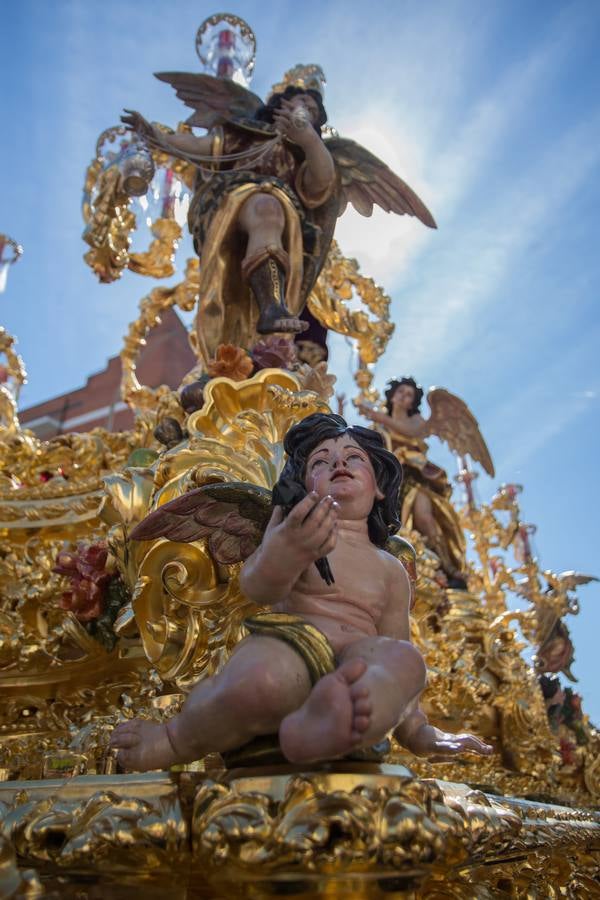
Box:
(111, 414), (492, 770)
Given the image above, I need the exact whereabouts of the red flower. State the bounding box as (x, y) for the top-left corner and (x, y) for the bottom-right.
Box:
(59, 581), (104, 622)
(53, 542), (113, 623)
(559, 736), (577, 767)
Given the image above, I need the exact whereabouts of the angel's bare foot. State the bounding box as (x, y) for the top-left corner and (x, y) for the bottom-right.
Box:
(257, 304), (310, 335)
(110, 719), (180, 772)
(279, 658), (371, 763)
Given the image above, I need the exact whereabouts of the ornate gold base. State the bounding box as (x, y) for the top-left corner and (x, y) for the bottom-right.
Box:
(0, 765), (598, 898)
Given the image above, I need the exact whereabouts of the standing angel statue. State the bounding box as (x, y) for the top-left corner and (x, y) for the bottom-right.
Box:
(359, 377), (495, 588)
(122, 66), (436, 362)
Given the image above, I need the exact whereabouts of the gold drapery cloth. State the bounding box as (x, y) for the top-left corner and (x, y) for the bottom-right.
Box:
(243, 611), (336, 685)
(194, 182), (304, 363)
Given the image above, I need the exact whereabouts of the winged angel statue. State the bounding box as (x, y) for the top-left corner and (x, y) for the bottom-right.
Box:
(110, 412), (492, 771)
(122, 66), (436, 362)
(359, 377), (495, 587)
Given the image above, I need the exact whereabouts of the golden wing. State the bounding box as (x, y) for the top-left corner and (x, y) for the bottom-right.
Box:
(325, 136), (437, 227)
(424, 388), (495, 477)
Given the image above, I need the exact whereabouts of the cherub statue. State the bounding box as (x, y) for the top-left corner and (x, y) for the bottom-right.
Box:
(359, 377), (495, 588)
(121, 68), (436, 363)
(110, 413), (491, 770)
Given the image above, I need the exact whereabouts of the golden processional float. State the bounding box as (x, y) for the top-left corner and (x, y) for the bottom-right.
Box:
(0, 14), (599, 898)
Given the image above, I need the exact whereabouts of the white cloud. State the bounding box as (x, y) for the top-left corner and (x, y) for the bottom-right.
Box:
(369, 104), (600, 388)
(321, 2), (586, 291)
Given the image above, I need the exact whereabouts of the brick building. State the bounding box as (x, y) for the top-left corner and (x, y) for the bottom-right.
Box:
(20, 309), (196, 438)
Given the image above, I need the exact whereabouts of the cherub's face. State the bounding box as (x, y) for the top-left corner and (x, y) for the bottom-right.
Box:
(305, 435), (383, 518)
(289, 93), (320, 126)
(391, 383), (416, 414)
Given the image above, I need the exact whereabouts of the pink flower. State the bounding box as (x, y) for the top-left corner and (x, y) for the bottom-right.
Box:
(251, 335), (298, 370)
(53, 542), (113, 623)
(59, 581), (104, 622)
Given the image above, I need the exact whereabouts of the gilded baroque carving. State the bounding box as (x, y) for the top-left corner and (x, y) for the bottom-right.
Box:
(0, 29), (597, 896)
(104, 373), (328, 686)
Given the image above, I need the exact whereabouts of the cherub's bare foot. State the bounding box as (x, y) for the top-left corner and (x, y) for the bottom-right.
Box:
(279, 658), (372, 763)
(110, 719), (180, 772)
(257, 303), (310, 335)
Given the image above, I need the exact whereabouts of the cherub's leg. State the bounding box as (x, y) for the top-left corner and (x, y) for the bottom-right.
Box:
(412, 490), (439, 547)
(413, 491), (466, 585)
(280, 638), (426, 763)
(110, 635), (312, 772)
(237, 193), (308, 335)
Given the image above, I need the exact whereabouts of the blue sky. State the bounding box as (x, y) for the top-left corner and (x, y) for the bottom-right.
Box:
(2, 1), (600, 721)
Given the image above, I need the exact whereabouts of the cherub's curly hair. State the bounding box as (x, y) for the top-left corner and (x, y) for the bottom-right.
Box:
(384, 377), (423, 417)
(275, 413), (402, 547)
(255, 86), (327, 135)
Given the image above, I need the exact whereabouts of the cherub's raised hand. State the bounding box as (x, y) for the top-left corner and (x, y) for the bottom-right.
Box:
(268, 492), (339, 567)
(121, 109), (155, 141)
(357, 403), (386, 426)
(240, 493), (339, 605)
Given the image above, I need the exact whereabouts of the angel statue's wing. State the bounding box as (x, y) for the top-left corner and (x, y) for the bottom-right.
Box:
(154, 72), (265, 129)
(129, 481), (272, 565)
(325, 137), (437, 227)
(545, 571), (599, 592)
(425, 388), (495, 477)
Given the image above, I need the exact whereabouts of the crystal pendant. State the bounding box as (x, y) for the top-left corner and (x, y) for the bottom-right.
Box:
(195, 13), (256, 86)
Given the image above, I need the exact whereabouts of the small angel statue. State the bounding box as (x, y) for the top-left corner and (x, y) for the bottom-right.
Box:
(110, 413), (491, 770)
(359, 377), (495, 588)
(532, 571), (598, 680)
(121, 65), (436, 362)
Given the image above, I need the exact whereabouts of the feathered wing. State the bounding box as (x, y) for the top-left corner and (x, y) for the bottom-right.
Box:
(424, 388), (495, 477)
(129, 482), (272, 565)
(325, 137), (437, 227)
(545, 571), (599, 592)
(154, 71), (265, 129)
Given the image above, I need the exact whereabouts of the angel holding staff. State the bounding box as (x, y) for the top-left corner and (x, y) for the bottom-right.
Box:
(121, 65), (436, 363)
